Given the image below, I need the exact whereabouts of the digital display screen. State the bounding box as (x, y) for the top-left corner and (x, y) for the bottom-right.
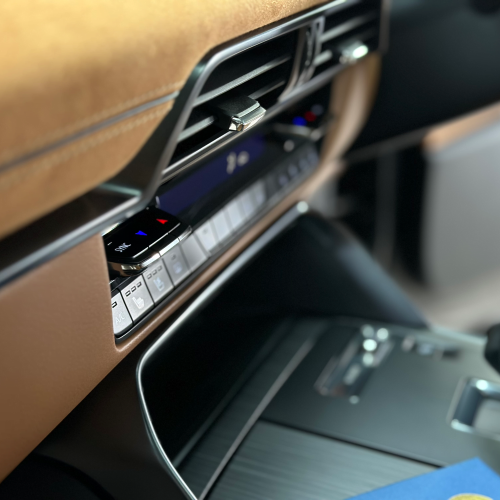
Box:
(158, 134), (266, 216)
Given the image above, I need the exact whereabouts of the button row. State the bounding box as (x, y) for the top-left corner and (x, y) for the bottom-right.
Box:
(105, 207), (191, 276)
(194, 180), (267, 255)
(111, 234), (208, 336)
(111, 144), (319, 338)
(266, 146), (318, 198)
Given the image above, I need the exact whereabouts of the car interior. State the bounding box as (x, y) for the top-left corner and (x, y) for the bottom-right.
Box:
(3, 0), (500, 498)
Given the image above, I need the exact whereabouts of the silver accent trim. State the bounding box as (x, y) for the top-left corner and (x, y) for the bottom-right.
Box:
(194, 55), (291, 107)
(249, 78), (287, 99)
(108, 251), (161, 275)
(149, 222), (182, 247)
(448, 377), (500, 441)
(314, 50), (333, 66)
(229, 105), (266, 131)
(136, 203), (308, 500)
(198, 338), (316, 500)
(321, 12), (378, 43)
(158, 238), (180, 256)
(176, 226), (192, 243)
(177, 116), (216, 142)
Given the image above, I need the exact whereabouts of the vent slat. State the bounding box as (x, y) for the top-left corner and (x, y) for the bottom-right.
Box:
(179, 78), (287, 143)
(249, 79), (287, 100)
(314, 50), (333, 67)
(315, 25), (379, 67)
(167, 0), (381, 171)
(171, 30), (297, 166)
(194, 54), (291, 107)
(178, 115), (216, 143)
(321, 12), (378, 44)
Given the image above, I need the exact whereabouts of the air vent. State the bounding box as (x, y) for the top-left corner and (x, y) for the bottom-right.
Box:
(171, 31), (298, 166)
(313, 1), (381, 78)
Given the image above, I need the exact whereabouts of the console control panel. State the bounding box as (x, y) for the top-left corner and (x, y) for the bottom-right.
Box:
(108, 141), (319, 341)
(104, 207), (191, 276)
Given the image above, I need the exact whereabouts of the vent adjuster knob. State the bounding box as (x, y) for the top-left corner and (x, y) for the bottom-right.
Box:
(212, 95), (266, 132)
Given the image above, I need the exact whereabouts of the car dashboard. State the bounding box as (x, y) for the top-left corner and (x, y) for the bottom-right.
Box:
(3, 1), (500, 499)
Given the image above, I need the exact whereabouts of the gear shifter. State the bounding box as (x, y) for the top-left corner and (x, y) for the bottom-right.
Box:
(484, 324), (500, 374)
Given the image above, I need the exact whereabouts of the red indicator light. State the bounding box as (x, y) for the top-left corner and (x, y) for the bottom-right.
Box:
(157, 219), (168, 224)
(304, 111), (317, 122)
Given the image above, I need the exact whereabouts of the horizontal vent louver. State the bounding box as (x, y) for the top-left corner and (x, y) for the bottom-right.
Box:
(313, 2), (381, 78)
(172, 31), (298, 164)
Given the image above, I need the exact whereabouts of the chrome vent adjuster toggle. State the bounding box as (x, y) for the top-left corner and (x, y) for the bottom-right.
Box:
(211, 95), (266, 132)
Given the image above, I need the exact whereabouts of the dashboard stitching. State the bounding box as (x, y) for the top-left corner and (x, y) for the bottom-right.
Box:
(0, 102), (173, 193)
(0, 80), (185, 166)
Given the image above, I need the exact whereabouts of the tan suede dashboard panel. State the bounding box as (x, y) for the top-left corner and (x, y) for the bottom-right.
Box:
(0, 101), (173, 240)
(0, 0), (327, 240)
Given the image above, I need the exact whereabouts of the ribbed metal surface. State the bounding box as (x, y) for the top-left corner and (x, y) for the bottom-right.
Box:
(209, 422), (435, 500)
(178, 318), (331, 497)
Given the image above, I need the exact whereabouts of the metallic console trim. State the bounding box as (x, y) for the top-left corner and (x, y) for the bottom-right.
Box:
(136, 203), (308, 500)
(197, 338), (316, 500)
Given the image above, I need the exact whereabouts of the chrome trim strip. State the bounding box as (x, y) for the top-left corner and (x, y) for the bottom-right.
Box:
(321, 12), (378, 43)
(193, 54), (291, 107)
(178, 116), (216, 142)
(136, 203), (308, 500)
(197, 337), (316, 500)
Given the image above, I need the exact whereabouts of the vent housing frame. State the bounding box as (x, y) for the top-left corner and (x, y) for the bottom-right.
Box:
(162, 0), (387, 180)
(0, 0), (388, 288)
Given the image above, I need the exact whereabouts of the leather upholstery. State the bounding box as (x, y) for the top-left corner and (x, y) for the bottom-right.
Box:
(0, 235), (115, 481)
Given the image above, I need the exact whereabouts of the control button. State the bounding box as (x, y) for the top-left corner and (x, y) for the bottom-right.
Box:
(287, 163), (300, 179)
(265, 172), (280, 198)
(299, 157), (310, 172)
(239, 189), (257, 220)
(111, 293), (133, 337)
(307, 149), (319, 166)
(181, 236), (208, 271)
(144, 262), (174, 303)
(158, 237), (180, 256)
(211, 211), (232, 242)
(277, 169), (290, 189)
(121, 276), (154, 322)
(169, 224), (192, 243)
(250, 181), (267, 210)
(105, 213), (165, 254)
(163, 247), (190, 286)
(224, 199), (245, 231)
(104, 233), (151, 262)
(195, 221), (219, 254)
(104, 209), (182, 266)
(145, 208), (185, 248)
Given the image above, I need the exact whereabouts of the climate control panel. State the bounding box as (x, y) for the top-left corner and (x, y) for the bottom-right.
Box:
(108, 139), (319, 342)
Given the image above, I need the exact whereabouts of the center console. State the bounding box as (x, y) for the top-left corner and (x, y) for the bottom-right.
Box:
(4, 2), (497, 494)
(25, 208), (500, 500)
